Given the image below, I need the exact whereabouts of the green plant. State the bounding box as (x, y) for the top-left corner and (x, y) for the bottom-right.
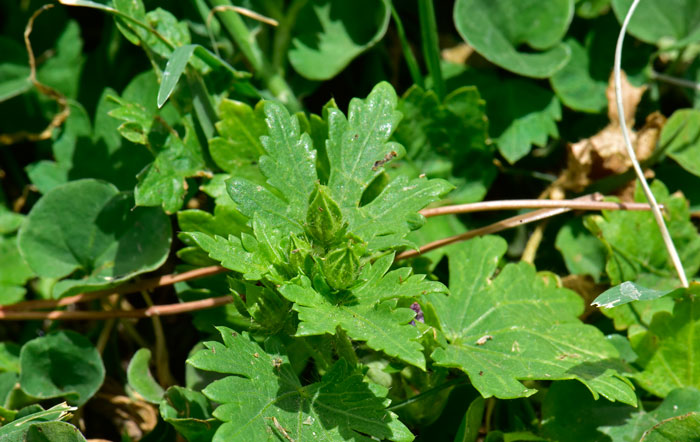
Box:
(2, 0), (700, 440)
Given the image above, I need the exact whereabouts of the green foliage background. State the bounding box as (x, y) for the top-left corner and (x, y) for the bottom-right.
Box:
(2, 0), (700, 440)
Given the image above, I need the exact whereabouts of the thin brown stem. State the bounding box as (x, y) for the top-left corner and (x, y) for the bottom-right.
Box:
(419, 198), (658, 218)
(398, 195), (599, 261)
(0, 296), (234, 321)
(3, 265), (228, 311)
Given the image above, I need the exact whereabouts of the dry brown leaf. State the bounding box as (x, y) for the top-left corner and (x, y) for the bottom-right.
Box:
(87, 378), (159, 440)
(557, 71), (665, 195)
(441, 43), (474, 64)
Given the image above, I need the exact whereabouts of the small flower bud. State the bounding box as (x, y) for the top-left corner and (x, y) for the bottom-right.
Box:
(306, 183), (346, 246)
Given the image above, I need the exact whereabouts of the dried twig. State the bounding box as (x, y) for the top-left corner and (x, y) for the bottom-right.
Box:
(398, 195), (599, 261)
(3, 265), (228, 311)
(0, 5), (70, 146)
(419, 197), (658, 218)
(0, 296), (234, 321)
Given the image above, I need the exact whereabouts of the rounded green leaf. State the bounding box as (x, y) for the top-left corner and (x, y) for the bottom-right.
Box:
(550, 38), (608, 113)
(19, 331), (105, 406)
(127, 349), (164, 404)
(660, 109), (700, 177)
(159, 386), (220, 441)
(18, 179), (171, 297)
(612, 0), (700, 48)
(289, 0), (391, 80)
(454, 0), (574, 78)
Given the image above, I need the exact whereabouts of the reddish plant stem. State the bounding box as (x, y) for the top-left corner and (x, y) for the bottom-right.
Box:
(3, 265), (228, 311)
(0, 296), (234, 321)
(419, 198), (657, 218)
(398, 194), (600, 261)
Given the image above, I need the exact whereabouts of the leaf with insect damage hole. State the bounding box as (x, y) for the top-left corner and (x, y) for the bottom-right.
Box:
(325, 82), (453, 251)
(429, 236), (636, 405)
(191, 82), (450, 271)
(278, 254), (447, 370)
(592, 281), (684, 310)
(186, 327), (413, 442)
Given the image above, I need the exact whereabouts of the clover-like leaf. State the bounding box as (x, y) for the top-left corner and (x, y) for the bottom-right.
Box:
(612, 0), (700, 48)
(108, 96), (206, 213)
(585, 181), (700, 290)
(429, 236), (636, 404)
(550, 15), (651, 113)
(600, 388), (700, 442)
(208, 99), (267, 182)
(289, 0), (391, 80)
(631, 292), (700, 397)
(187, 328), (413, 442)
(19, 331), (105, 406)
(127, 349), (164, 404)
(18, 179), (171, 298)
(26, 85), (153, 195)
(555, 218), (607, 282)
(542, 381), (636, 442)
(0, 234), (34, 305)
(453, 0), (573, 78)
(660, 109), (700, 178)
(392, 85), (495, 205)
(444, 65), (561, 163)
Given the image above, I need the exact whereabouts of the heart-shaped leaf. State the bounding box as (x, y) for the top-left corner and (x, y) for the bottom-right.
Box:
(612, 0), (700, 48)
(453, 0), (573, 78)
(18, 179), (171, 298)
(289, 0), (391, 80)
(19, 331), (105, 406)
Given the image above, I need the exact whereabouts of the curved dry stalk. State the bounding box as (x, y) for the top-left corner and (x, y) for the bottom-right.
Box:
(0, 296), (234, 321)
(615, 0), (688, 287)
(419, 198), (658, 218)
(0, 5), (70, 146)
